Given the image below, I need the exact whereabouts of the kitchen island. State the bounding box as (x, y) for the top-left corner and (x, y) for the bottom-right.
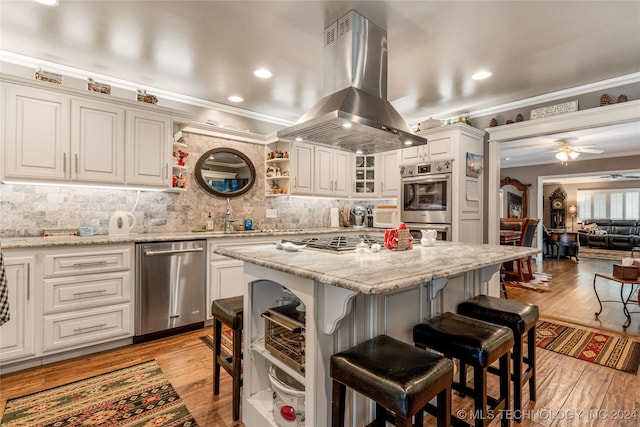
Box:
(214, 240), (539, 426)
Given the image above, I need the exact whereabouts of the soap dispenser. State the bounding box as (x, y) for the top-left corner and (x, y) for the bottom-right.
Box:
(206, 213), (214, 231)
(243, 214), (253, 231)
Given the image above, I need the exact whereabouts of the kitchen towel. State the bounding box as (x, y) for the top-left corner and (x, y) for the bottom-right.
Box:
(0, 248), (9, 326)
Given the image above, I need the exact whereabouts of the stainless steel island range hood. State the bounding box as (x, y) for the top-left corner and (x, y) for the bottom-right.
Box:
(277, 10), (426, 154)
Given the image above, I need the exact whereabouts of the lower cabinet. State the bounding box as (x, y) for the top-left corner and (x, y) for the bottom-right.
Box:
(0, 253), (36, 364)
(207, 255), (244, 320)
(42, 304), (132, 352)
(0, 244), (134, 371)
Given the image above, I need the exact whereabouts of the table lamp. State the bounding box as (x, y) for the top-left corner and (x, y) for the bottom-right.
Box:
(568, 205), (577, 231)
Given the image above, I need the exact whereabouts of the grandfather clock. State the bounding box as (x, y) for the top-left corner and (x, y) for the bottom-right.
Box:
(549, 187), (566, 229)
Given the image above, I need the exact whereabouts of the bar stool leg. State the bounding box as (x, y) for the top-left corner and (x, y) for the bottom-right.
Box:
(213, 318), (222, 395)
(473, 367), (488, 427)
(500, 352), (511, 427)
(332, 380), (346, 427)
(437, 386), (452, 427)
(527, 326), (537, 401)
(513, 339), (523, 422)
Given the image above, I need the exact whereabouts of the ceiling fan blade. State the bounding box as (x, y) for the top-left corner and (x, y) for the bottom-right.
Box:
(575, 148), (604, 154)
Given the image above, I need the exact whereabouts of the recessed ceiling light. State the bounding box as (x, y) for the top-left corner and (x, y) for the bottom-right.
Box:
(227, 95), (243, 103)
(34, 0), (59, 5)
(253, 68), (273, 79)
(471, 70), (492, 80)
(295, 137), (303, 142)
(355, 149), (363, 154)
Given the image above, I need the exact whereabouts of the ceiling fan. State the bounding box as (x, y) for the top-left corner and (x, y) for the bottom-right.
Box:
(551, 139), (604, 163)
(597, 173), (640, 180)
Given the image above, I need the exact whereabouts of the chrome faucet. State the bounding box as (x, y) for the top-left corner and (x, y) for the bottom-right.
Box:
(225, 198), (235, 233)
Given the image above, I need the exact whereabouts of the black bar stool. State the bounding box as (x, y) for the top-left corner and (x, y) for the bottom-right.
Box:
(211, 295), (244, 421)
(330, 334), (453, 427)
(413, 312), (513, 427)
(458, 295), (538, 423)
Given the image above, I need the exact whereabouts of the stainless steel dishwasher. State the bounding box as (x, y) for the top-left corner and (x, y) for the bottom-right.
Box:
(134, 240), (205, 343)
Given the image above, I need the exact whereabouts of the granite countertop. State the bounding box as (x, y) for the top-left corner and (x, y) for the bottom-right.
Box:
(215, 242), (540, 294)
(0, 227), (376, 249)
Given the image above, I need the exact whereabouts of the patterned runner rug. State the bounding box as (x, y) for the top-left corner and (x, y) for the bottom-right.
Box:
(0, 360), (198, 427)
(534, 320), (640, 374)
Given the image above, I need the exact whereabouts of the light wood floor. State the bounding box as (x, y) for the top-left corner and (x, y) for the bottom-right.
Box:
(1, 255), (638, 426)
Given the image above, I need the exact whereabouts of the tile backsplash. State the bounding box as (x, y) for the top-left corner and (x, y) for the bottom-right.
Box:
(0, 132), (395, 237)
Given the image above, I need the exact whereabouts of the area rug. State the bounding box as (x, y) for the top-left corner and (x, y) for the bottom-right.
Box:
(505, 272), (552, 293)
(533, 320), (640, 374)
(580, 247), (633, 261)
(0, 359), (198, 426)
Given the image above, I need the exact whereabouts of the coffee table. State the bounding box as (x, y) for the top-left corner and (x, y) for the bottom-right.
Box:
(593, 273), (640, 329)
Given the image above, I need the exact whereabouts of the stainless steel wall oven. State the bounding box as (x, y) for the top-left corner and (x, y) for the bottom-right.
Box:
(400, 160), (453, 225)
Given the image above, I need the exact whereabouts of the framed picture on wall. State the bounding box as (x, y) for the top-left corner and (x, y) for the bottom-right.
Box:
(507, 192), (523, 218)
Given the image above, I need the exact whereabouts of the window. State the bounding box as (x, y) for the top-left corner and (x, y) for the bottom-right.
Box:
(577, 188), (640, 220)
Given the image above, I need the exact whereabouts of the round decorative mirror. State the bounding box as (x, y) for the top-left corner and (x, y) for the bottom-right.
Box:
(195, 148), (256, 197)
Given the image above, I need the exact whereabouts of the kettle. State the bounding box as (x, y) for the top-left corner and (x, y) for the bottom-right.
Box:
(109, 211), (136, 236)
(420, 229), (437, 247)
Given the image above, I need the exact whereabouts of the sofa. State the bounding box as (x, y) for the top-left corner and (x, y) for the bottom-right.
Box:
(577, 219), (640, 250)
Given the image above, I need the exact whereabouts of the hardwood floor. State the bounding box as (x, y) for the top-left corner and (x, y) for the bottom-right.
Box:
(1, 255), (638, 426)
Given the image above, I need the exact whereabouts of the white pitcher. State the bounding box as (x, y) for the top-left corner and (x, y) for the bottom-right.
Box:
(421, 229), (437, 246)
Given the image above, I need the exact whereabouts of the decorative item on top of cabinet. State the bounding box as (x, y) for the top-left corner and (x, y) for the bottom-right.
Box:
(265, 141), (290, 196)
(136, 90), (158, 104)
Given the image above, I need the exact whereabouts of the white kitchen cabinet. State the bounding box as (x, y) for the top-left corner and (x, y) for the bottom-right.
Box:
(71, 98), (126, 184)
(1, 79), (181, 189)
(314, 145), (350, 197)
(0, 253), (36, 364)
(41, 244), (134, 353)
(379, 150), (400, 198)
(353, 154), (377, 197)
(2, 83), (70, 181)
(400, 145), (428, 164)
(126, 108), (171, 187)
(290, 141), (314, 195)
(400, 134), (451, 163)
(208, 258), (244, 317)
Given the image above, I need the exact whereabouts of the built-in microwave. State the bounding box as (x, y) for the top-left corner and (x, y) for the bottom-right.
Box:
(400, 160), (453, 224)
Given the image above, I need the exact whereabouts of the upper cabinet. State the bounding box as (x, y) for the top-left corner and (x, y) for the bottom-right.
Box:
(290, 141), (314, 195)
(314, 145), (350, 197)
(352, 151), (399, 199)
(1, 78), (190, 189)
(72, 99), (126, 184)
(125, 108), (171, 187)
(2, 84), (70, 181)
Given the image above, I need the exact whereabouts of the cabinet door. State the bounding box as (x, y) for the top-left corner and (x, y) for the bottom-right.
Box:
(428, 135), (452, 159)
(0, 255), (36, 364)
(208, 259), (244, 320)
(291, 141), (313, 195)
(332, 149), (350, 197)
(2, 84), (70, 181)
(126, 109), (170, 187)
(71, 99), (125, 184)
(353, 154), (377, 197)
(314, 145), (333, 195)
(380, 150), (400, 198)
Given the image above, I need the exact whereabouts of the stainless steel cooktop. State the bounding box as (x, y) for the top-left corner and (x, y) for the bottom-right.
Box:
(281, 234), (383, 252)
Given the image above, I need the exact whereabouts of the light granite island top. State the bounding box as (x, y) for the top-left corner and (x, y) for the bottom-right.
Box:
(215, 240), (540, 427)
(214, 241), (539, 294)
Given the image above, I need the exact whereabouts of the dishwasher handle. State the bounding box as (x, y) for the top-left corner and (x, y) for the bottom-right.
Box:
(144, 247), (204, 256)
